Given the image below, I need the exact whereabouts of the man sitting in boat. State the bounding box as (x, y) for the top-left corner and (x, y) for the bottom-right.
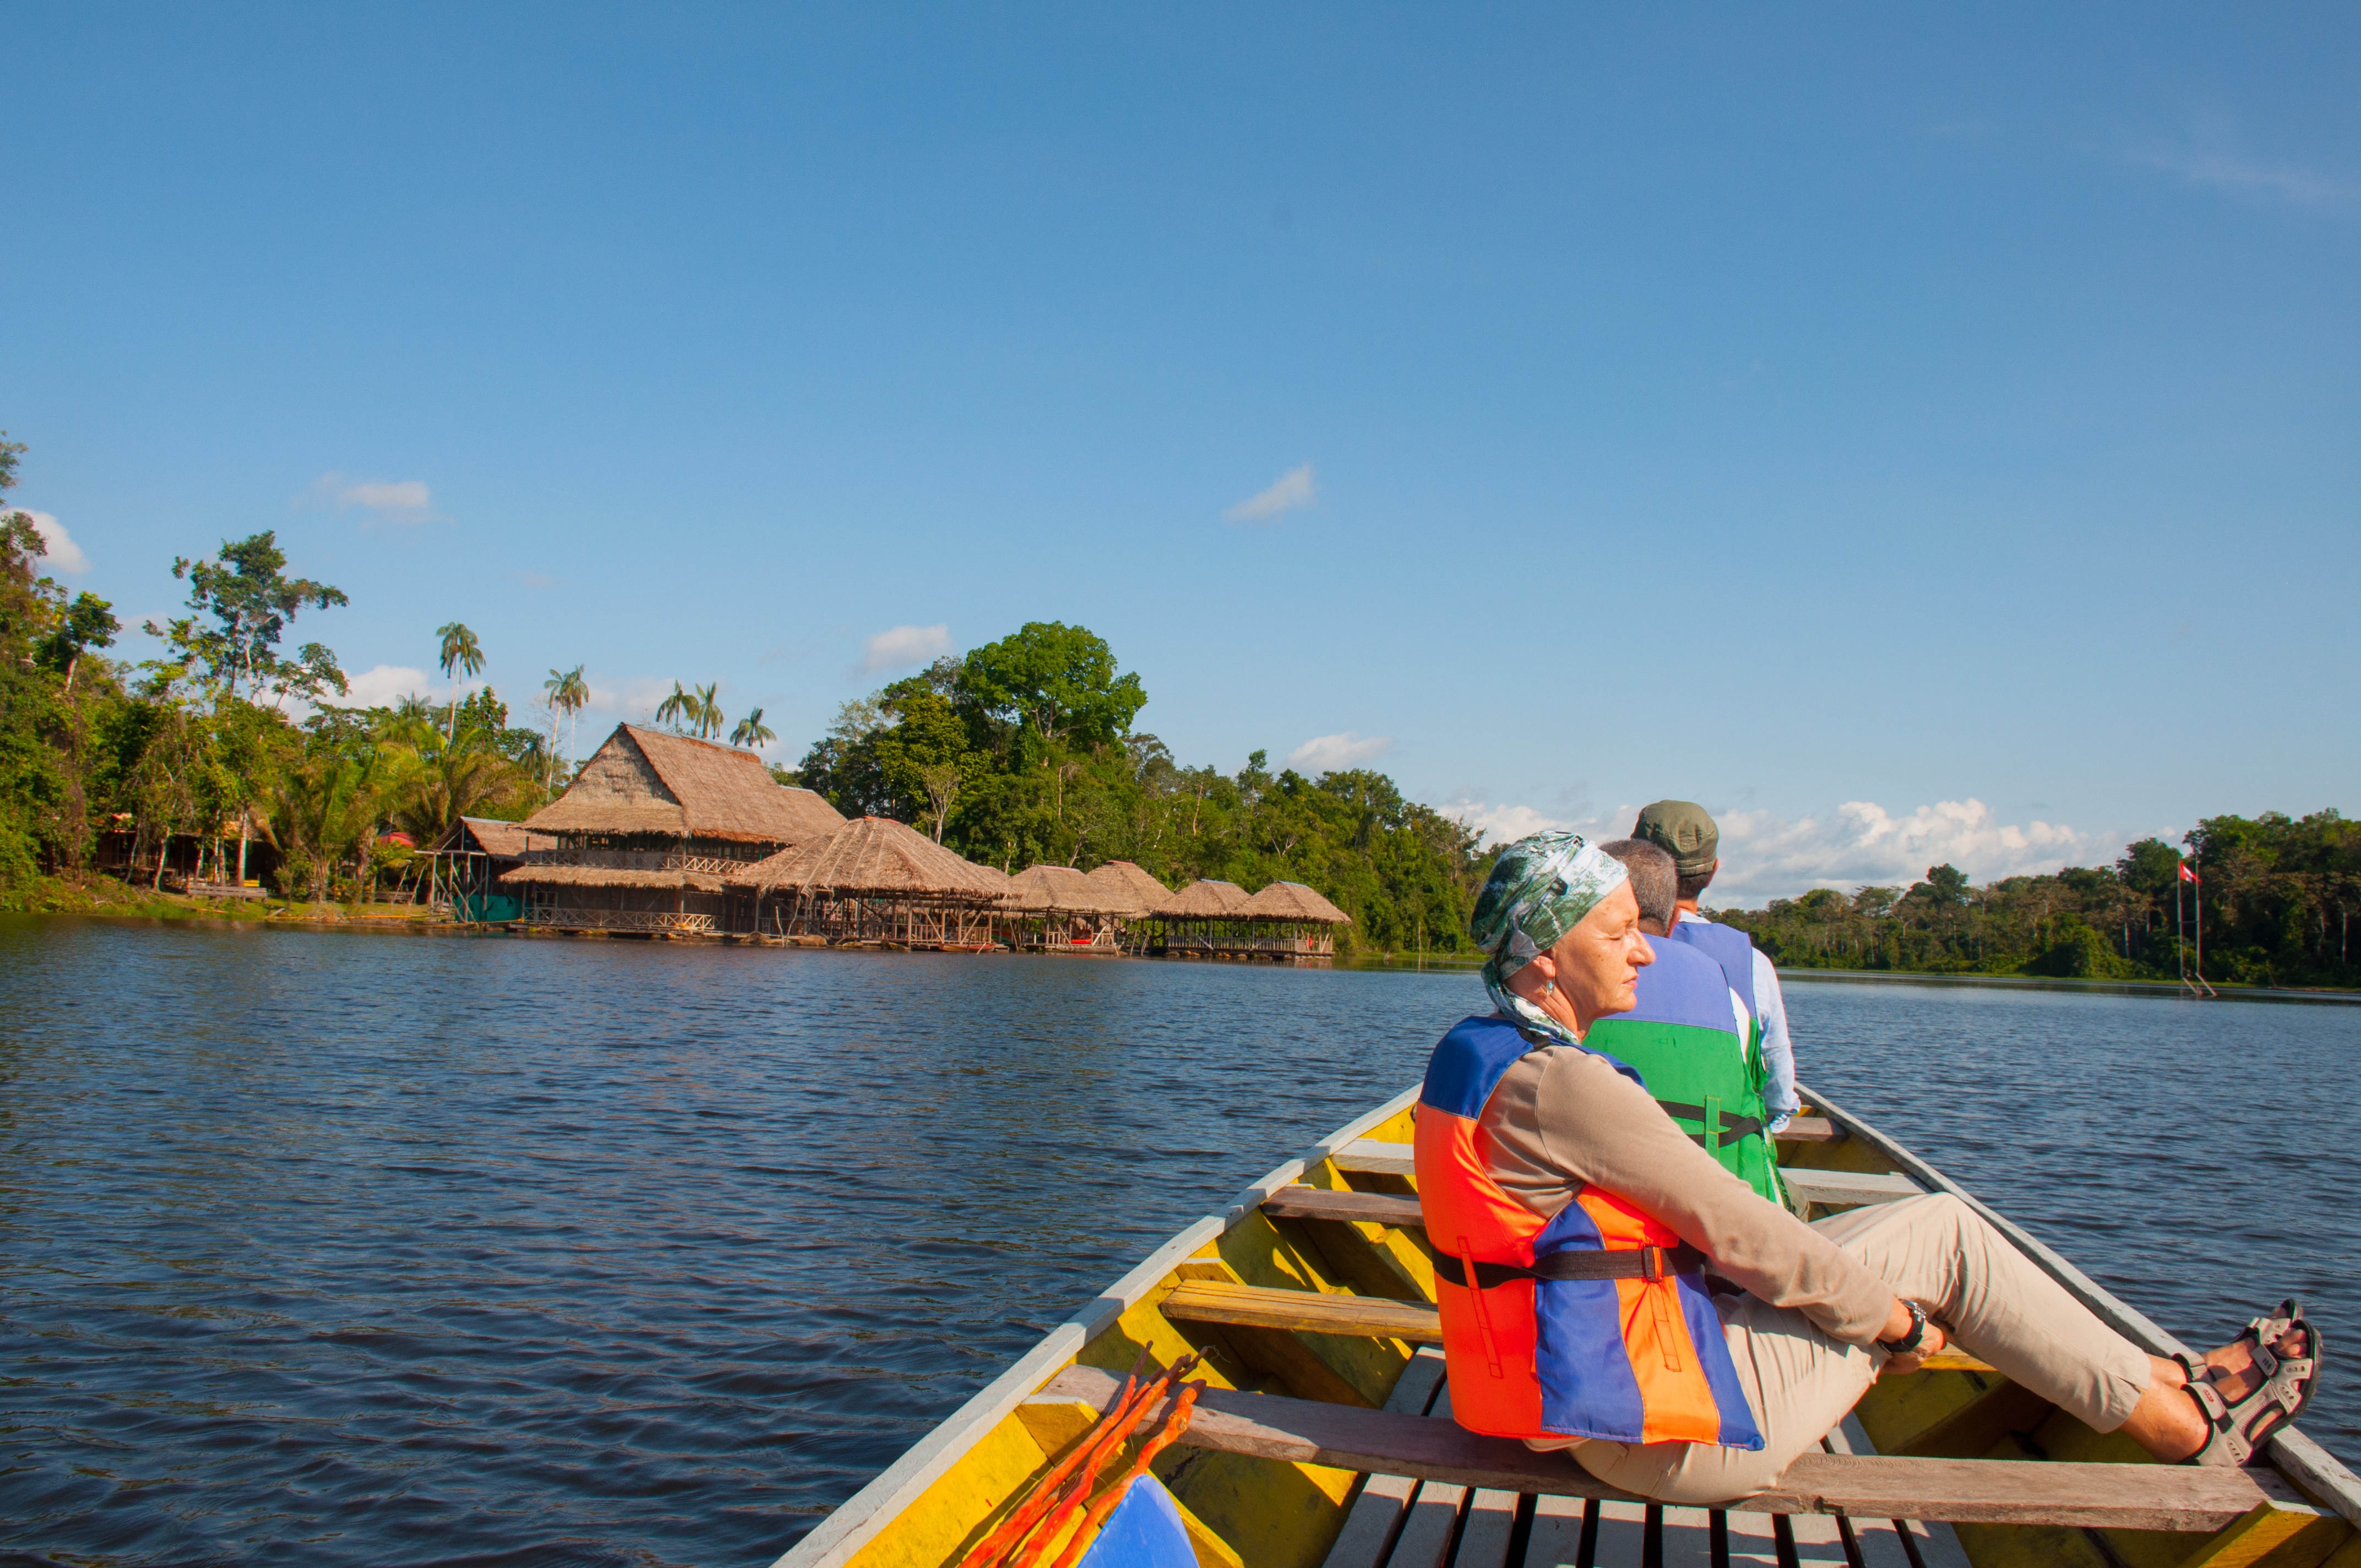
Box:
(1576, 838), (1785, 1206)
(1632, 799), (1802, 1136)
(1415, 830), (2319, 1503)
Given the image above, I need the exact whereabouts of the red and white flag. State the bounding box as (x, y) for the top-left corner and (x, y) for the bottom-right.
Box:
(2179, 862), (2201, 884)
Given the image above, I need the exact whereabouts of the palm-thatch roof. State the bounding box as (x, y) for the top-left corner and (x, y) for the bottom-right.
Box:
(1005, 863), (1109, 913)
(497, 864), (727, 892)
(1152, 879), (1251, 919)
(428, 816), (530, 860)
(1082, 859), (1171, 917)
(729, 816), (1008, 900)
(524, 725), (845, 845)
(1237, 880), (1353, 925)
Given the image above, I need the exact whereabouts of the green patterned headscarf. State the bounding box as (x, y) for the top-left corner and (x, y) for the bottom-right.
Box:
(1470, 830), (1628, 1044)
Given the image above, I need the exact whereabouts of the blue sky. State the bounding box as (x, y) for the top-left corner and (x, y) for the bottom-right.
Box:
(7, 5), (2354, 900)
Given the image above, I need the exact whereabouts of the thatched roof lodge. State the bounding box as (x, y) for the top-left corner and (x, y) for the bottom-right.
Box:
(1156, 875), (1351, 962)
(1082, 859), (1171, 918)
(1152, 879), (1250, 919)
(1005, 864), (1102, 913)
(1235, 880), (1352, 925)
(502, 723), (844, 934)
(730, 816), (1007, 948)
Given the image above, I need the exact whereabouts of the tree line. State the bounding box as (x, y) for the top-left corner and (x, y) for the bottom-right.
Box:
(1715, 812), (2361, 989)
(1, 438), (1490, 947)
(788, 623), (1489, 955)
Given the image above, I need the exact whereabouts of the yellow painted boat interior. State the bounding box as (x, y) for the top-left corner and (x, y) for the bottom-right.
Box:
(786, 1091), (2361, 1568)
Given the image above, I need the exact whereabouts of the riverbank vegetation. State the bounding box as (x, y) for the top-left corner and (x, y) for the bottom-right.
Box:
(1, 441), (1486, 950)
(1716, 811), (2361, 989)
(790, 623), (1488, 954)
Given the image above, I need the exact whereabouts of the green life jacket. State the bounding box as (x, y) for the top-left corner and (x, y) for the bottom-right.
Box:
(1585, 937), (1783, 1206)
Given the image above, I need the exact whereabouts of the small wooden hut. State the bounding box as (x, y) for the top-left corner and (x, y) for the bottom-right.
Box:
(1080, 860), (1172, 954)
(731, 816), (1007, 948)
(1151, 879), (1252, 959)
(421, 816), (529, 919)
(1234, 880), (1353, 962)
(1002, 863), (1123, 951)
(502, 723), (844, 935)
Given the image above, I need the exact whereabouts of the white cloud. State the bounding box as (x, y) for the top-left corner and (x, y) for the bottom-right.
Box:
(1287, 731), (1393, 772)
(2137, 149), (2347, 206)
(320, 665), (485, 710)
(586, 676), (678, 718)
(1438, 793), (2110, 904)
(861, 623), (951, 673)
(1709, 799), (2102, 906)
(18, 510), (89, 574)
(302, 472), (443, 525)
(1225, 463), (1318, 524)
(1444, 801), (1583, 845)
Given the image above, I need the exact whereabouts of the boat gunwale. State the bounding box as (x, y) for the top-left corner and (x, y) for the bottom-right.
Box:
(777, 1077), (2361, 1566)
(1801, 1080), (2361, 1530)
(768, 1084), (1423, 1568)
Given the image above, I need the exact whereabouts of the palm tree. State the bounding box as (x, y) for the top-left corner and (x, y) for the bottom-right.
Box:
(692, 682), (723, 739)
(730, 707), (775, 749)
(437, 623), (484, 745)
(654, 680), (693, 731)
(543, 665), (589, 789)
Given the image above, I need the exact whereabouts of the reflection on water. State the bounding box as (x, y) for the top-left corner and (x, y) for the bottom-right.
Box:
(0, 921), (2353, 1566)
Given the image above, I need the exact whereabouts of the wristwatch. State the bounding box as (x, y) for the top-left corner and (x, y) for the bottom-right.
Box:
(1878, 1299), (1928, 1355)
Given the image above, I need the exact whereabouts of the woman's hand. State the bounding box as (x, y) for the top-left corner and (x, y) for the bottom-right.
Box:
(1883, 1318), (1948, 1377)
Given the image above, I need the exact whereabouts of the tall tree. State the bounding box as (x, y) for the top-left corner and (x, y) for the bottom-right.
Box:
(730, 707), (775, 749)
(147, 532), (349, 707)
(436, 623), (484, 744)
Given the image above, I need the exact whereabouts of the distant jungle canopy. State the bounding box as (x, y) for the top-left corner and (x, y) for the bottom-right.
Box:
(1715, 812), (2361, 989)
(791, 622), (1487, 955)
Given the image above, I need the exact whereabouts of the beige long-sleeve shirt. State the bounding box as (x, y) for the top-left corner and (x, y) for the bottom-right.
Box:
(1476, 1041), (1894, 1345)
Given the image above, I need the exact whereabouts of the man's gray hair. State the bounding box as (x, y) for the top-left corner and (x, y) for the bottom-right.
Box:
(1599, 837), (1678, 927)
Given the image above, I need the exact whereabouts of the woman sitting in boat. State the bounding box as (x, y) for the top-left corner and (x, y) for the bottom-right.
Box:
(1415, 830), (2320, 1503)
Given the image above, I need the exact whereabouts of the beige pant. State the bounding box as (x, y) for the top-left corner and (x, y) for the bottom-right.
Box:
(1572, 1193), (2155, 1505)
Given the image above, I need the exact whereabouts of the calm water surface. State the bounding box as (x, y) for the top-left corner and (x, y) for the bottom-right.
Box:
(3, 921), (2357, 1567)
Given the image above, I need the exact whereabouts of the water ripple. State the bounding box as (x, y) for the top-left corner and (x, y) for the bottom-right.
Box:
(1, 922), (2353, 1566)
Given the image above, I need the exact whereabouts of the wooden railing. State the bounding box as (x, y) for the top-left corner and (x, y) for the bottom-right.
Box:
(525, 907), (719, 934)
(523, 848), (763, 876)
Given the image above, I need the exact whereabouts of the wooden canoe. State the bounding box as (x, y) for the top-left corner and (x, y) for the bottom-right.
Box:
(774, 1085), (2361, 1568)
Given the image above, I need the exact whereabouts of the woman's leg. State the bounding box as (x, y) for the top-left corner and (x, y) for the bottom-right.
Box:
(1813, 1193), (2151, 1434)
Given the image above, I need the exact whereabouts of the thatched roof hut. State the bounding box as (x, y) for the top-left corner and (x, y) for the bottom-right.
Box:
(524, 724), (843, 845)
(498, 864), (726, 892)
(451, 816), (530, 860)
(1237, 880), (1353, 925)
(1082, 860), (1170, 917)
(1005, 863), (1108, 914)
(1152, 879), (1250, 919)
(729, 816), (1008, 901)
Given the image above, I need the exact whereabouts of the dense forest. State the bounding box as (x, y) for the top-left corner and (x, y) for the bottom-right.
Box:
(0, 439), (1487, 950)
(788, 624), (1486, 952)
(1715, 812), (2361, 989)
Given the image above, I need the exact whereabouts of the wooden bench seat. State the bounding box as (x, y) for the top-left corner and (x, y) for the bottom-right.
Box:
(1263, 1185), (1424, 1229)
(1031, 1364), (2319, 1533)
(1169, 1272), (1997, 1374)
(1780, 1168), (1926, 1209)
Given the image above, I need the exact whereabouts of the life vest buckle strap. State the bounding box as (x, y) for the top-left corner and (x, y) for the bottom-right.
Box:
(1434, 1244), (1707, 1290)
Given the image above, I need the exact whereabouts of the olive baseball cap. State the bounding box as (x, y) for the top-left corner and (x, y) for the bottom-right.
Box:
(1633, 799), (1719, 875)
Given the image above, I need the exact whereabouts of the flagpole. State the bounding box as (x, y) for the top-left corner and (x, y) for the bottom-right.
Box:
(2194, 852), (2205, 994)
(2175, 863), (2186, 994)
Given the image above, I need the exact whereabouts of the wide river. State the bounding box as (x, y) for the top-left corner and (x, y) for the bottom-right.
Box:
(4, 919), (2357, 1566)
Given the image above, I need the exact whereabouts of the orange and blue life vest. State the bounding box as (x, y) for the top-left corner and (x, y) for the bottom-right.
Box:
(1413, 1014), (1764, 1449)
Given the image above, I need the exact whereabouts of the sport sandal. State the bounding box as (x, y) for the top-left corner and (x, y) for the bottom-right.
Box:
(2180, 1299), (2322, 1467)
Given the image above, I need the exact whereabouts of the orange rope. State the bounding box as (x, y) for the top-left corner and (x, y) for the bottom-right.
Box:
(1041, 1382), (1205, 1568)
(956, 1349), (1154, 1568)
(1003, 1359), (1199, 1568)
(969, 1353), (1197, 1568)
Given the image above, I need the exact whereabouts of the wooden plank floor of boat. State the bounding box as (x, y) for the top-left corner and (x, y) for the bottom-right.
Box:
(1312, 1350), (1968, 1568)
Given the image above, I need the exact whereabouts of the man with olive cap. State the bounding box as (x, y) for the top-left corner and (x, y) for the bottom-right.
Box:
(1633, 799), (1799, 1134)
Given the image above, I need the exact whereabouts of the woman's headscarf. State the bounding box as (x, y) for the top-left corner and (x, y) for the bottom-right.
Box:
(1469, 830), (1628, 1046)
